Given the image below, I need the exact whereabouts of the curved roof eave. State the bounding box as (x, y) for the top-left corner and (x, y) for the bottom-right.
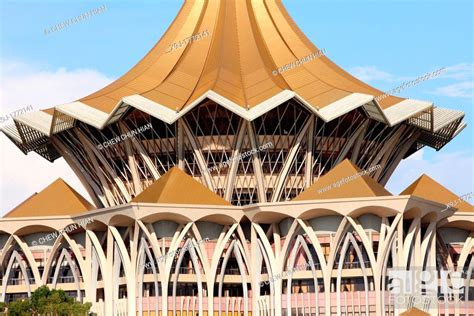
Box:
(2, 89), (464, 157)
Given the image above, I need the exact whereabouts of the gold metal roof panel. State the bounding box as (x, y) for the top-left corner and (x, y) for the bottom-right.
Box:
(401, 174), (474, 213)
(4, 178), (95, 218)
(3, 0), (465, 156)
(132, 166), (230, 206)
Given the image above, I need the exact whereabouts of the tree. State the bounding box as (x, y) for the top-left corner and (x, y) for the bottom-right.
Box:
(0, 302), (7, 314)
(6, 286), (92, 315)
(6, 299), (31, 315)
(30, 285), (50, 314)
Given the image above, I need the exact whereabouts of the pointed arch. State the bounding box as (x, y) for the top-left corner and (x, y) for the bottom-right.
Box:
(0, 235), (14, 271)
(1, 250), (33, 300)
(86, 229), (109, 315)
(171, 238), (205, 316)
(11, 235), (41, 286)
(137, 237), (160, 316)
(217, 238), (250, 316)
(41, 231), (87, 288)
(284, 235), (322, 316)
(335, 232), (370, 316)
(109, 225), (135, 315)
(50, 248), (82, 299)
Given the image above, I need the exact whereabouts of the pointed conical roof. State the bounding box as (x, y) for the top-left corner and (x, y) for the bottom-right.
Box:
(4, 178), (95, 218)
(71, 0), (402, 114)
(34, 0), (448, 128)
(400, 307), (430, 316)
(401, 174), (474, 212)
(68, 0), (404, 113)
(132, 167), (230, 206)
(293, 159), (391, 201)
(4, 0), (464, 159)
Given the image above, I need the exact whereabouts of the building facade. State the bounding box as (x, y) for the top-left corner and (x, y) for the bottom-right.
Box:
(1, 168), (473, 315)
(0, 0), (472, 315)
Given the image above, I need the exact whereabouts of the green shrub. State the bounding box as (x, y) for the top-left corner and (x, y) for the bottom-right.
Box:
(6, 299), (32, 315)
(6, 286), (92, 315)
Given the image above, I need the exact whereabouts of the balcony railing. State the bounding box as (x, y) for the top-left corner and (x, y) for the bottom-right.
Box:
(47, 276), (83, 283)
(7, 278), (22, 285)
(333, 261), (371, 269)
(215, 267), (242, 275)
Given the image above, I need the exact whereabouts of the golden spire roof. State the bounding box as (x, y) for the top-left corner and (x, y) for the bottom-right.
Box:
(36, 0), (452, 127)
(293, 159), (391, 201)
(2, 0), (465, 157)
(3, 178), (95, 218)
(401, 174), (474, 212)
(72, 0), (401, 113)
(132, 166), (230, 205)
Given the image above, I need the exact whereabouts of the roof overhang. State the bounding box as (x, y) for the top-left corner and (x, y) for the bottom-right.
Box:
(3, 88), (465, 161)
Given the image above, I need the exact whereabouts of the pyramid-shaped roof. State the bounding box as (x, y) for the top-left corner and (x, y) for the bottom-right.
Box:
(401, 174), (474, 212)
(400, 307), (430, 316)
(4, 178), (95, 218)
(294, 159), (391, 201)
(132, 167), (230, 206)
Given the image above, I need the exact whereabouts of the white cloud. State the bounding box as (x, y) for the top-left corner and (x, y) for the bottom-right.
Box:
(0, 60), (114, 215)
(349, 65), (445, 83)
(349, 66), (397, 82)
(429, 81), (473, 99)
(386, 149), (474, 197)
(441, 63), (473, 81)
(1, 59), (114, 113)
(350, 63), (473, 100)
(427, 63), (474, 99)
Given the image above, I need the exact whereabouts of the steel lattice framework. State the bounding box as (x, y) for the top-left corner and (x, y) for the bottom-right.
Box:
(49, 99), (423, 208)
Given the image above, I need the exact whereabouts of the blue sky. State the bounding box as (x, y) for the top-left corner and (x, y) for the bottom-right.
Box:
(0, 0), (473, 213)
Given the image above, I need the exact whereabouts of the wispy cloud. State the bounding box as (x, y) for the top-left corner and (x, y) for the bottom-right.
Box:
(350, 63), (473, 100)
(349, 65), (435, 83)
(0, 59), (114, 215)
(349, 65), (398, 82)
(427, 63), (473, 99)
(429, 81), (473, 99)
(440, 63), (473, 81)
(1, 59), (114, 112)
